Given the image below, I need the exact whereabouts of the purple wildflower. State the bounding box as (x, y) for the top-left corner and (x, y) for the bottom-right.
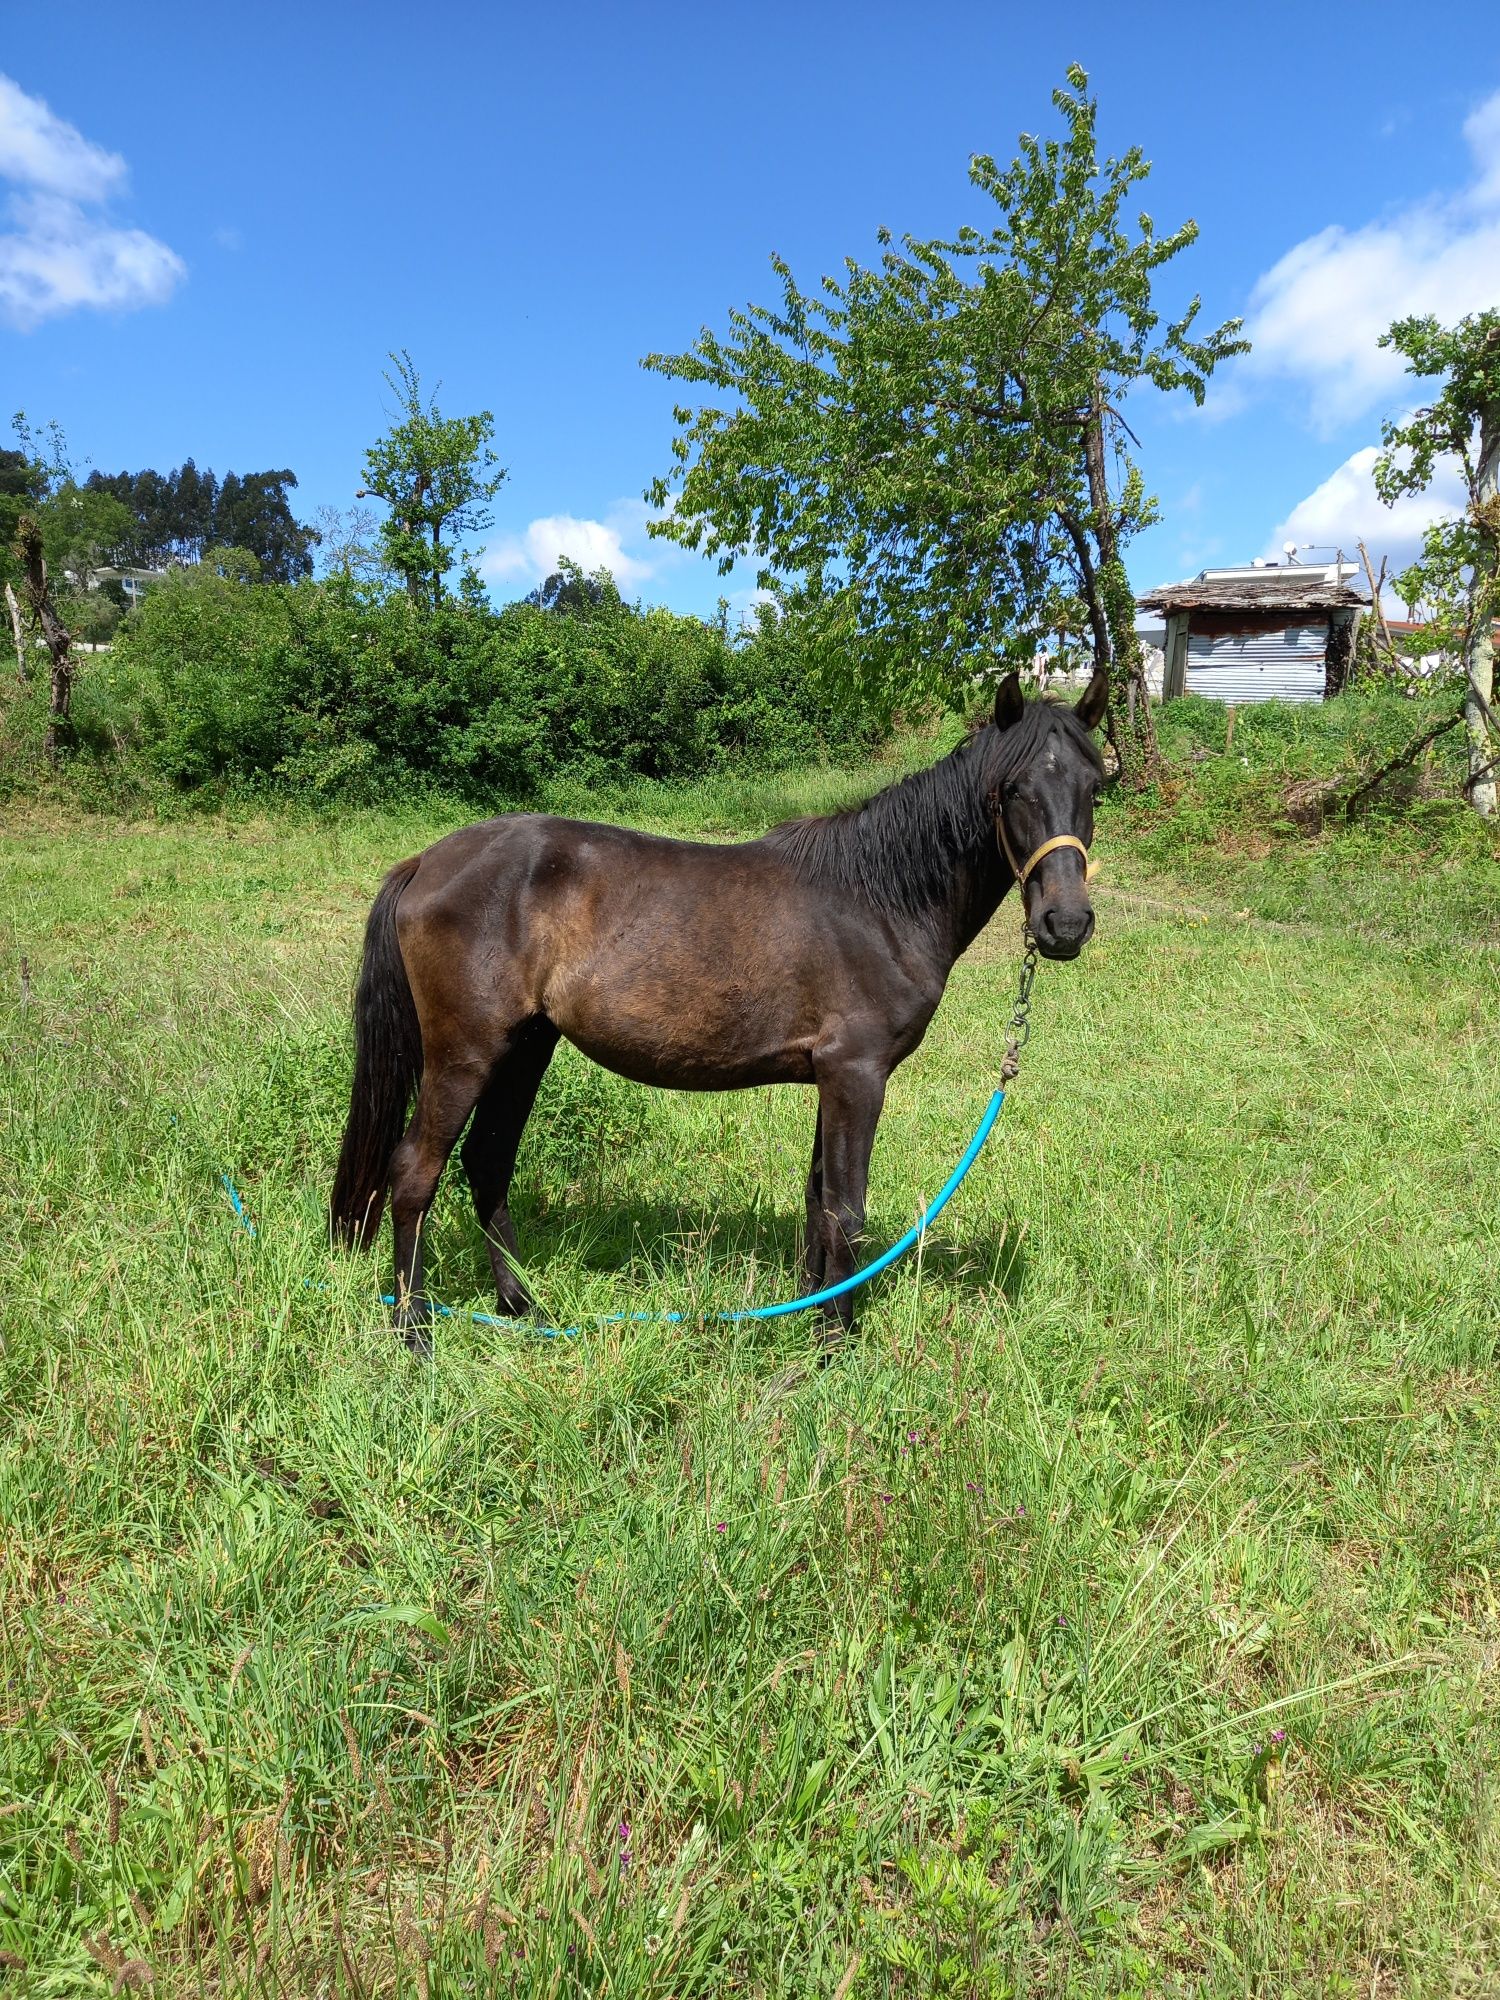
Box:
(714, 1521), (727, 1532)
(1271, 1729), (1286, 1744)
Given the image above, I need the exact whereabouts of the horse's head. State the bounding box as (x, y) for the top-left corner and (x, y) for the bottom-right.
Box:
(987, 666), (1108, 961)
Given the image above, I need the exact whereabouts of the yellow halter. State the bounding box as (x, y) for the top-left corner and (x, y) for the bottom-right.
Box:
(997, 823), (1098, 890)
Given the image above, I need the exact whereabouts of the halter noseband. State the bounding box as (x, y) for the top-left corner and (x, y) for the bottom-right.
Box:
(997, 822), (1098, 891)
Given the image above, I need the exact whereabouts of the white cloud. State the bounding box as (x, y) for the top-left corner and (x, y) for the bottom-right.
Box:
(0, 74), (124, 200)
(483, 502), (657, 589)
(0, 73), (184, 328)
(1467, 88), (1500, 207)
(1238, 85), (1500, 432)
(1266, 442), (1467, 584)
(0, 191), (185, 328)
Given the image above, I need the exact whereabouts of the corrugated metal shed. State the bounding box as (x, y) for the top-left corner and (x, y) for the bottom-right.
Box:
(1186, 624), (1326, 704)
(1141, 564), (1367, 704)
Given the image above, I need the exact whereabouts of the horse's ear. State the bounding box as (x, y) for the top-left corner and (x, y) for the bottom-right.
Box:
(992, 672), (1024, 731)
(1075, 664), (1109, 731)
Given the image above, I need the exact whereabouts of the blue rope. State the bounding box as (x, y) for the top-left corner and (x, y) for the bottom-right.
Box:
(220, 1087), (1007, 1339)
(221, 1173), (256, 1236)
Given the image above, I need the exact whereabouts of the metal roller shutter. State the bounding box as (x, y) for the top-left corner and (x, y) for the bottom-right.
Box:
(1185, 623), (1326, 704)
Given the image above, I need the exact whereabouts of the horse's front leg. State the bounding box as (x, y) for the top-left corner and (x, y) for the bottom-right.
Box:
(812, 1059), (887, 1354)
(802, 1106), (825, 1293)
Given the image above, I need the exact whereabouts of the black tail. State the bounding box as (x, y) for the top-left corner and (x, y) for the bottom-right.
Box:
(330, 858), (423, 1249)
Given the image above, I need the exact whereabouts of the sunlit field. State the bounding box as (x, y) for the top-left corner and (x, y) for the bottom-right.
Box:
(3, 756), (1499, 1997)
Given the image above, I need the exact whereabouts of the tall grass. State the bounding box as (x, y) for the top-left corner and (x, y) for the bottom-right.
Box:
(2, 752), (1498, 1996)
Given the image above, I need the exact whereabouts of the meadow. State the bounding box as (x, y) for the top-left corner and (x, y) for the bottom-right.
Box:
(3, 719), (1499, 1997)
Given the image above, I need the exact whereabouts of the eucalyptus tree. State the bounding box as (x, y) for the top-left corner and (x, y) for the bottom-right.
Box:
(1375, 311), (1500, 817)
(644, 67), (1245, 785)
(359, 351), (507, 611)
(83, 461), (314, 578)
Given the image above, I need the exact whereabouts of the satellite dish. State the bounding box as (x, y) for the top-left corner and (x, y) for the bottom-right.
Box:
(1282, 541), (1298, 558)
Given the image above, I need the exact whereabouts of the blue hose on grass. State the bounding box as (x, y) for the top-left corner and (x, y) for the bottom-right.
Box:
(221, 1087), (1007, 1339)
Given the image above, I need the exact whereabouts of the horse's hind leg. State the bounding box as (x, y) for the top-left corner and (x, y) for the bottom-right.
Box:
(389, 1058), (490, 1355)
(462, 1018), (560, 1318)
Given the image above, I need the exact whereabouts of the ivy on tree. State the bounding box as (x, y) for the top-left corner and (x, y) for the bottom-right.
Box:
(4, 415), (136, 761)
(1374, 311), (1500, 818)
(359, 352), (507, 611)
(643, 66), (1245, 785)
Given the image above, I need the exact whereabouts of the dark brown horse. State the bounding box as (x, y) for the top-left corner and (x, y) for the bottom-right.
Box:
(330, 669), (1107, 1348)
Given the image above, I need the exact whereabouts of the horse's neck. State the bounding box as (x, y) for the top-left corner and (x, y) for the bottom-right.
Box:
(893, 744), (1015, 969)
(935, 841), (1013, 965)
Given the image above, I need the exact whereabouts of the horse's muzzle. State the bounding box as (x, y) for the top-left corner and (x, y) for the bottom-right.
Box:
(1030, 900), (1095, 960)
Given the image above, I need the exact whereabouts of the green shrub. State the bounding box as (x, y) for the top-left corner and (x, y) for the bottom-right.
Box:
(39, 568), (882, 806)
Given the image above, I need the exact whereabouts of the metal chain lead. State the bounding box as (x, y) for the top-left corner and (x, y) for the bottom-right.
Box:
(1000, 925), (1040, 1082)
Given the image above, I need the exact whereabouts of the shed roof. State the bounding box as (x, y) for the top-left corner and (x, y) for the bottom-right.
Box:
(1137, 568), (1365, 614)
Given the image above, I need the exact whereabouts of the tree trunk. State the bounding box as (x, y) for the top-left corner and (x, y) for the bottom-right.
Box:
(1084, 382), (1159, 789)
(4, 580), (25, 682)
(1465, 397), (1499, 817)
(17, 517), (75, 767)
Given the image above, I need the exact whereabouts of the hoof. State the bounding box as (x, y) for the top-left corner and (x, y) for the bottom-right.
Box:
(394, 1301), (434, 1359)
(816, 1316), (853, 1366)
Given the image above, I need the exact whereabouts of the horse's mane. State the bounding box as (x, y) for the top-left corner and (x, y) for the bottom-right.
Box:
(763, 699), (1102, 922)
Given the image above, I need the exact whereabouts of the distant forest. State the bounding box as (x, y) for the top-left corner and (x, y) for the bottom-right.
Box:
(83, 461), (316, 583)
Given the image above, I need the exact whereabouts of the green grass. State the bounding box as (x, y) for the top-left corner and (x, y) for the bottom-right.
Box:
(3, 751), (1499, 1998)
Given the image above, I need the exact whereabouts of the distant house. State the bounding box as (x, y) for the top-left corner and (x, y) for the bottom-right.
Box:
(1137, 563), (1367, 704)
(85, 564), (165, 607)
(1377, 616), (1500, 681)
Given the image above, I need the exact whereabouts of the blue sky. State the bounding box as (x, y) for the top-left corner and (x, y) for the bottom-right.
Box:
(4, 1), (1498, 618)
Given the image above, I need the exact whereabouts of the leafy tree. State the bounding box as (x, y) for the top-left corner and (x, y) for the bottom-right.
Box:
(643, 67), (1245, 785)
(525, 556), (618, 616)
(1375, 311), (1500, 816)
(2, 417), (65, 588)
(212, 469), (316, 583)
(359, 352), (507, 611)
(43, 482), (136, 591)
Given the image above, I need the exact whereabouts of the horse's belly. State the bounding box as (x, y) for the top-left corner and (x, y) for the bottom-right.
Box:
(544, 949), (818, 1089)
(556, 1008), (816, 1091)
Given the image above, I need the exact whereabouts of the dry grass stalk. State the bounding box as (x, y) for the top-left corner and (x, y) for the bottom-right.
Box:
(339, 1709), (363, 1787)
